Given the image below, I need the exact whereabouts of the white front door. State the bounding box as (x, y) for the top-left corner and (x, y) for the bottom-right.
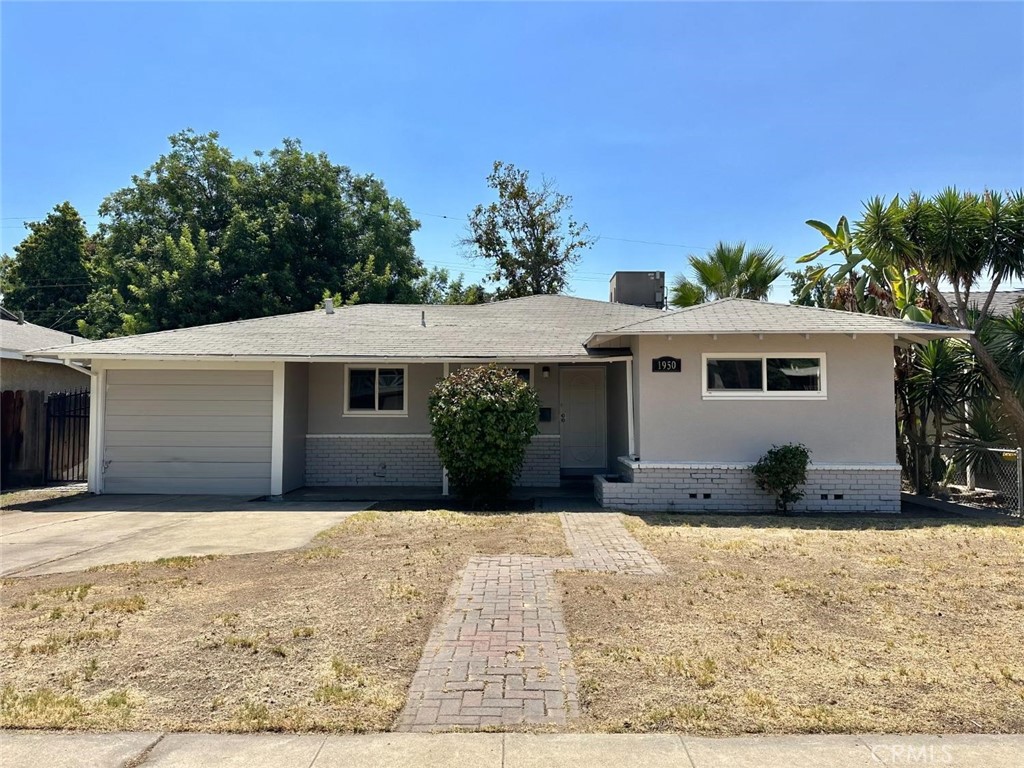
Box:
(559, 366), (607, 471)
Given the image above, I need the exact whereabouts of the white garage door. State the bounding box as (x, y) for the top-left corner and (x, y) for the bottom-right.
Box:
(103, 369), (273, 495)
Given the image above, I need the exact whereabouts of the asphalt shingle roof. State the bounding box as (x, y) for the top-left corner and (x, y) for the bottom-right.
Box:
(32, 296), (664, 361)
(941, 290), (1024, 317)
(1, 310), (83, 356)
(31, 295), (968, 362)
(594, 298), (971, 339)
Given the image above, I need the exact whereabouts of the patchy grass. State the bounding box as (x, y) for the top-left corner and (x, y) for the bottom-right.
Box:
(563, 514), (1024, 735)
(0, 510), (566, 732)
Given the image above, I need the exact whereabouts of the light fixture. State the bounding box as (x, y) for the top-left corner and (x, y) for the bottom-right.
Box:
(542, 366), (550, 378)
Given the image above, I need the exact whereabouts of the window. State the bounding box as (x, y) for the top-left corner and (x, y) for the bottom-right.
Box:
(702, 354), (826, 399)
(344, 366), (407, 415)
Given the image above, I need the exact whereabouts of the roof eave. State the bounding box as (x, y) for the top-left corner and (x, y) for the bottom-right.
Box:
(585, 328), (973, 345)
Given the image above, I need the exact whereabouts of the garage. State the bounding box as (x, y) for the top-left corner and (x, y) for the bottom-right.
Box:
(102, 369), (273, 495)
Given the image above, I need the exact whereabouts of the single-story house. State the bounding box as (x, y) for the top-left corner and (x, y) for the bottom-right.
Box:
(32, 275), (968, 512)
(1, 307), (89, 393)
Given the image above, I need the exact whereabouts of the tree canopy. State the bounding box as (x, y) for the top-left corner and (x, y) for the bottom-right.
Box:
(670, 241), (784, 308)
(79, 130), (425, 337)
(0, 202), (91, 331)
(461, 161), (593, 299)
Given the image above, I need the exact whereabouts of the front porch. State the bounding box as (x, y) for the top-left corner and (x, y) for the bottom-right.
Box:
(287, 359), (634, 495)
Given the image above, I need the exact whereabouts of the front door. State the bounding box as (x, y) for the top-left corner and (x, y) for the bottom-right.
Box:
(559, 366), (607, 472)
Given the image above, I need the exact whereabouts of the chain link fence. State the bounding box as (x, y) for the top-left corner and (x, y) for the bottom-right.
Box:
(939, 445), (1023, 517)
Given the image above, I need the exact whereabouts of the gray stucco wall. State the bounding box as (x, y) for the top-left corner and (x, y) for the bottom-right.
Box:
(308, 362), (563, 437)
(1, 358), (89, 394)
(283, 363), (309, 493)
(633, 334), (897, 464)
(103, 368), (272, 495)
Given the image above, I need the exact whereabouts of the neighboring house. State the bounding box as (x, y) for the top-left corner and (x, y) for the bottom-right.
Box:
(1, 307), (89, 393)
(1, 307), (90, 487)
(941, 289), (1024, 318)
(32, 273), (967, 513)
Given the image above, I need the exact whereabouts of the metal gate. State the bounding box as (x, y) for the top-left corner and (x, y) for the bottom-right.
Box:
(45, 389), (89, 483)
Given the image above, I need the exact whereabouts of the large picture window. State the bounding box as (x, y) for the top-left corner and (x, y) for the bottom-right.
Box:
(703, 354), (826, 399)
(344, 366), (407, 415)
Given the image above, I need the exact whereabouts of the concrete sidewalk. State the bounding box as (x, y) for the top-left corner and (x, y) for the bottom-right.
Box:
(2, 731), (1021, 767)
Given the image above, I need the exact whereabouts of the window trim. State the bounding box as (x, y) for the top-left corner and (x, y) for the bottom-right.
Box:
(701, 353), (827, 400)
(342, 364), (409, 417)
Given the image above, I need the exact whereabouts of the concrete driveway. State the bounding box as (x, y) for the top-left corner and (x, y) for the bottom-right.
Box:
(0, 495), (370, 577)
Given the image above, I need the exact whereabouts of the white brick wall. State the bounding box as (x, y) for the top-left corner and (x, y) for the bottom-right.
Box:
(595, 459), (901, 514)
(306, 435), (561, 488)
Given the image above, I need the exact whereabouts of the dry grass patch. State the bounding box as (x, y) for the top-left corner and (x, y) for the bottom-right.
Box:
(0, 509), (566, 732)
(0, 485), (89, 512)
(564, 514), (1024, 735)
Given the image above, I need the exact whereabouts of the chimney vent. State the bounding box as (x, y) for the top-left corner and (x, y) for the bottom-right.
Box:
(324, 298), (335, 315)
(17, 310), (25, 325)
(421, 310), (426, 327)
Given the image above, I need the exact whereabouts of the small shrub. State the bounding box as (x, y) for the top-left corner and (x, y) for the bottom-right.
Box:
(751, 443), (811, 514)
(428, 364), (539, 507)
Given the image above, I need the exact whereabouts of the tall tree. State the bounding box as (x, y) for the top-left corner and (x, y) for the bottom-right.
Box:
(461, 161), (593, 299)
(80, 130), (424, 337)
(414, 268), (488, 305)
(0, 202), (91, 330)
(669, 241), (784, 308)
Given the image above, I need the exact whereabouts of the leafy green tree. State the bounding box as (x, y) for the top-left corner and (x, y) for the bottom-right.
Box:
(80, 130), (424, 337)
(0, 202), (91, 330)
(414, 267), (488, 305)
(788, 266), (839, 308)
(461, 161), (593, 299)
(670, 241), (784, 308)
(428, 364), (539, 507)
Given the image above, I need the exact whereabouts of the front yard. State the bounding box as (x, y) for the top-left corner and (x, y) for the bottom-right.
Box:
(562, 514), (1024, 734)
(0, 510), (566, 731)
(2, 508), (1022, 735)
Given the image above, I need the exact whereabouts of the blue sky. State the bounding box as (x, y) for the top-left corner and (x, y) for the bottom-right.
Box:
(2, 2), (1022, 301)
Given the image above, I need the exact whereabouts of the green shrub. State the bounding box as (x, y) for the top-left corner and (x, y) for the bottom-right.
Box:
(751, 443), (811, 514)
(428, 364), (540, 507)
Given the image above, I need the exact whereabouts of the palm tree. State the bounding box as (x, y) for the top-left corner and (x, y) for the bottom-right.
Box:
(669, 241), (785, 308)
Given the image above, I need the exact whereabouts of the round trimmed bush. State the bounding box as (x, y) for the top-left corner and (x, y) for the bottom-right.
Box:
(428, 364), (540, 507)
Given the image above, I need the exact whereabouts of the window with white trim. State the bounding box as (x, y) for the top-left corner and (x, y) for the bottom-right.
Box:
(702, 354), (826, 399)
(344, 365), (407, 415)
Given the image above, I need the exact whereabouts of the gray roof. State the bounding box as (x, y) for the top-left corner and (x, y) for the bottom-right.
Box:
(32, 296), (665, 361)
(589, 298), (971, 342)
(941, 290), (1024, 317)
(1, 309), (83, 357)
(32, 295), (968, 363)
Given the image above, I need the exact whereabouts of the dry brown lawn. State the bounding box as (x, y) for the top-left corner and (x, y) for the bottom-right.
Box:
(0, 510), (567, 732)
(1, 484), (89, 512)
(561, 514), (1024, 735)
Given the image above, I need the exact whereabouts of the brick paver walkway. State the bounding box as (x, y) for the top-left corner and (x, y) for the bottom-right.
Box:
(394, 512), (664, 732)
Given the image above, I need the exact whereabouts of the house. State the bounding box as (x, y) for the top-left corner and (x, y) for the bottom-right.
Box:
(1, 307), (89, 393)
(31, 274), (969, 512)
